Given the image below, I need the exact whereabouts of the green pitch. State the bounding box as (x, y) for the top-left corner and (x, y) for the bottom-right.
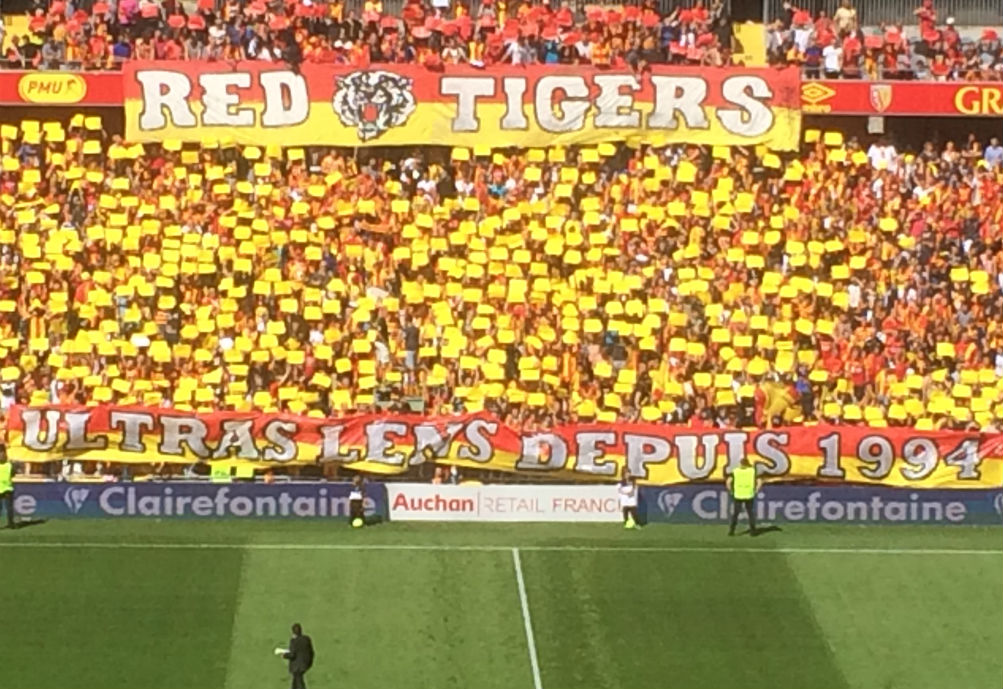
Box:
(0, 520), (999, 689)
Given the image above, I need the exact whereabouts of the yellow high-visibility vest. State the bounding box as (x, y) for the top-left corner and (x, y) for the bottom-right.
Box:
(0, 463), (13, 493)
(732, 466), (757, 500)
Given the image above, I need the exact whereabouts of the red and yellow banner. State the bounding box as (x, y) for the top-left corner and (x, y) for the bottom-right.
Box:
(6, 68), (999, 121)
(7, 406), (1002, 488)
(122, 61), (801, 150)
(0, 71), (122, 105)
(801, 79), (1003, 116)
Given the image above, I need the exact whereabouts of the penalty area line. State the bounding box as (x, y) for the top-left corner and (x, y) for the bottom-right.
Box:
(512, 547), (543, 689)
(0, 542), (999, 556)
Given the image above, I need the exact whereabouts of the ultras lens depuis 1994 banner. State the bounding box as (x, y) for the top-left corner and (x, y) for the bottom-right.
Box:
(6, 405), (1003, 488)
(123, 62), (801, 150)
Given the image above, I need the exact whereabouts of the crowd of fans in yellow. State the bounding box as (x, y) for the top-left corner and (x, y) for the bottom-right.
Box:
(2, 115), (1002, 436)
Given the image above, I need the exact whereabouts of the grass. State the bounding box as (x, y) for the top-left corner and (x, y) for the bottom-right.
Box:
(0, 520), (1000, 689)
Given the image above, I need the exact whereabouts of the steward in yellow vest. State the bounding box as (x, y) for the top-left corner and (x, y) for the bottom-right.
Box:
(726, 457), (761, 536)
(0, 445), (15, 529)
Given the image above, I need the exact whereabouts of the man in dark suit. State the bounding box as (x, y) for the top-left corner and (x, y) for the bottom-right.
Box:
(276, 623), (314, 689)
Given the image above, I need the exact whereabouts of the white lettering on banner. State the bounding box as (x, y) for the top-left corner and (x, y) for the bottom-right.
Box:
(133, 69), (778, 138)
(21, 409), (61, 452)
(718, 76), (775, 136)
(263, 420), (297, 461)
(500, 77), (528, 129)
(388, 484), (622, 522)
(318, 424), (361, 463)
(516, 433), (568, 471)
(366, 422), (408, 466)
(575, 432), (618, 477)
(441, 76), (494, 132)
(64, 412), (108, 451)
(535, 76), (590, 132)
(199, 72), (254, 126)
(456, 419), (497, 463)
(594, 74), (641, 128)
(213, 420), (259, 459)
(94, 486), (374, 517)
(137, 70), (195, 130)
(137, 69), (308, 131)
(648, 76), (709, 129)
(443, 73), (773, 136)
(260, 71), (309, 126)
(411, 423), (466, 466)
(110, 411), (156, 453)
(680, 489), (970, 523)
(12, 410), (991, 485)
(14, 495), (36, 516)
(754, 432), (790, 476)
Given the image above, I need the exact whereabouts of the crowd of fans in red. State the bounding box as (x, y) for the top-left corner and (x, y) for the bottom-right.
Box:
(769, 1), (1002, 80)
(1, 2), (1003, 456)
(2, 0), (1000, 78)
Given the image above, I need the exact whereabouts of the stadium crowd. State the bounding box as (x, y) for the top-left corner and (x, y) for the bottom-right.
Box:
(769, 2), (1002, 80)
(1, 0), (1000, 78)
(1, 117), (1002, 435)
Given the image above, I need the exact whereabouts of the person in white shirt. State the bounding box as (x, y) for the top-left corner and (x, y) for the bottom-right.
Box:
(618, 469), (639, 529)
(504, 37), (536, 65)
(822, 43), (842, 77)
(867, 139), (898, 171)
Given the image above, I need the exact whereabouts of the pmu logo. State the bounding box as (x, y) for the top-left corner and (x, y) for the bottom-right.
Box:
(657, 491), (683, 518)
(993, 494), (1003, 518)
(63, 488), (90, 514)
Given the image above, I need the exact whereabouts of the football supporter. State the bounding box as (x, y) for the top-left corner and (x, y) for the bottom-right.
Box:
(3, 0), (1000, 79)
(1, 118), (1002, 438)
(773, 2), (1002, 80)
(2, 0), (736, 71)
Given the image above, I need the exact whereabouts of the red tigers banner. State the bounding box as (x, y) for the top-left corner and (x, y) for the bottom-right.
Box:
(7, 406), (1001, 488)
(122, 61), (801, 150)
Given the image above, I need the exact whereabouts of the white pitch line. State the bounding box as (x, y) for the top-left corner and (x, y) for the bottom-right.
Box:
(512, 548), (543, 689)
(0, 542), (999, 556)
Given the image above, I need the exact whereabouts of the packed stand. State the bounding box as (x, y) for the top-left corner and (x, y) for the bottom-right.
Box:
(3, 0), (738, 71)
(1, 118), (1003, 434)
(769, 0), (1003, 80)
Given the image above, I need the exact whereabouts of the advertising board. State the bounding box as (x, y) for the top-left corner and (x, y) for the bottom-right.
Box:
(11, 481), (388, 520)
(387, 483), (622, 522)
(639, 485), (1003, 525)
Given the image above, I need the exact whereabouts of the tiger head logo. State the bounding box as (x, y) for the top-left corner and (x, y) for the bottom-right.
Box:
(332, 70), (417, 142)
